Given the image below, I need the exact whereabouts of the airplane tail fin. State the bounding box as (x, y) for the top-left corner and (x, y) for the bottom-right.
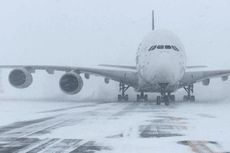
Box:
(152, 10), (155, 30)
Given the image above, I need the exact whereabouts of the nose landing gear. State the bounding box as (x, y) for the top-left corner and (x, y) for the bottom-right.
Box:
(136, 91), (148, 101)
(156, 93), (175, 105)
(156, 83), (175, 105)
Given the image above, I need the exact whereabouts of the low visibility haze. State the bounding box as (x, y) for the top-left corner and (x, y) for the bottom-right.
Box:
(0, 0), (230, 100)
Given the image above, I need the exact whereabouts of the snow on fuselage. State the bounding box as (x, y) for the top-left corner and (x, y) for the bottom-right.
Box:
(136, 30), (186, 92)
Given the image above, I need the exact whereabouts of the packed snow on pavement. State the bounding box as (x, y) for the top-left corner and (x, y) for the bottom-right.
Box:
(0, 99), (229, 153)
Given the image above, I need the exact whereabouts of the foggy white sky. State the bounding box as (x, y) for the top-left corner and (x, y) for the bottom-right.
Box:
(0, 0), (230, 67)
(0, 0), (230, 100)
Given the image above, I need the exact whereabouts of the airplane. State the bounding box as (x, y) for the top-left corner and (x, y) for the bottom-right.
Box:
(0, 11), (230, 105)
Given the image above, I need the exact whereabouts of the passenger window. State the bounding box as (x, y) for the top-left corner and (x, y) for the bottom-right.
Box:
(165, 45), (171, 49)
(172, 46), (179, 51)
(148, 45), (156, 51)
(157, 45), (164, 49)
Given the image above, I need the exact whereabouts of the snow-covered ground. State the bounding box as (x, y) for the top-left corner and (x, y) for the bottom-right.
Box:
(0, 100), (229, 153)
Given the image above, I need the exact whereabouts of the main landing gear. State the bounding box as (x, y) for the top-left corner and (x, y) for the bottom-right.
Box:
(183, 84), (195, 102)
(117, 82), (149, 102)
(118, 82), (130, 101)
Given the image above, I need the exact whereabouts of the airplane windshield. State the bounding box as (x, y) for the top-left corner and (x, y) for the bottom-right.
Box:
(157, 45), (164, 49)
(165, 45), (171, 49)
(148, 45), (179, 51)
(148, 45), (157, 51)
(172, 46), (179, 51)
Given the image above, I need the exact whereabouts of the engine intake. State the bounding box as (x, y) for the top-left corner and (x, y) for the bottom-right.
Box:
(222, 76), (228, 81)
(59, 72), (83, 95)
(9, 68), (33, 88)
(202, 79), (210, 86)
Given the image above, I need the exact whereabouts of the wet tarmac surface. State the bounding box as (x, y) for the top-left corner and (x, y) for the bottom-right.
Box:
(0, 100), (229, 153)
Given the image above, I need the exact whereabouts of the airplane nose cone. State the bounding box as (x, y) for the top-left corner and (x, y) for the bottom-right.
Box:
(140, 52), (183, 85)
(154, 53), (182, 84)
(155, 64), (176, 83)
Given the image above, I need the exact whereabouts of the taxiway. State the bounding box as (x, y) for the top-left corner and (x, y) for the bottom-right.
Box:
(0, 100), (229, 153)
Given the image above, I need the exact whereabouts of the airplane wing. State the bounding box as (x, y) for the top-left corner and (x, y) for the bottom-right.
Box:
(180, 70), (230, 87)
(98, 64), (136, 70)
(99, 64), (207, 70)
(0, 65), (138, 87)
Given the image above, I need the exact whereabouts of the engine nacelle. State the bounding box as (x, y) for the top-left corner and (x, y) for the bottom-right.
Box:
(202, 79), (210, 86)
(9, 68), (33, 88)
(59, 72), (83, 95)
(104, 78), (110, 84)
(222, 76), (228, 81)
(84, 73), (90, 79)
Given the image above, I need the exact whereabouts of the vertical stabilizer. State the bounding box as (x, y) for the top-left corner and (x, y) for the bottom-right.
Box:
(152, 10), (155, 30)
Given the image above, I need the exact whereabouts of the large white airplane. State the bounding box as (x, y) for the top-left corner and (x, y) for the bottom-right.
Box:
(1, 11), (230, 105)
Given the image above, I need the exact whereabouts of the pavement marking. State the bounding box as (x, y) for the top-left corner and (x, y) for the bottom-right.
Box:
(178, 141), (229, 153)
(18, 138), (58, 153)
(0, 137), (110, 153)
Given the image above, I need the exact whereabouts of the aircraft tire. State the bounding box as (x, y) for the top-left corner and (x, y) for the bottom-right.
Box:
(144, 95), (148, 101)
(183, 96), (188, 102)
(191, 96), (195, 102)
(170, 95), (175, 102)
(165, 96), (169, 106)
(137, 95), (140, 101)
(118, 95), (122, 101)
(156, 96), (161, 105)
(125, 95), (129, 101)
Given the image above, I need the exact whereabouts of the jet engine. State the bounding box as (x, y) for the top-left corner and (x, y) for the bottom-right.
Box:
(59, 72), (83, 95)
(221, 76), (228, 81)
(9, 68), (33, 88)
(202, 79), (210, 86)
(104, 78), (110, 84)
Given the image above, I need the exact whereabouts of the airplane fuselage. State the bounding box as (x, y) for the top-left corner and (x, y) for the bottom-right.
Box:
(136, 30), (186, 92)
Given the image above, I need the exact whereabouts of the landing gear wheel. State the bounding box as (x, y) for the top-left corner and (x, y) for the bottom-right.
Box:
(156, 96), (161, 105)
(183, 95), (188, 102)
(190, 96), (195, 102)
(136, 92), (148, 102)
(137, 95), (140, 101)
(118, 94), (128, 101)
(125, 95), (129, 101)
(164, 96), (169, 106)
(183, 95), (195, 102)
(118, 95), (122, 101)
(170, 95), (175, 102)
(144, 95), (148, 101)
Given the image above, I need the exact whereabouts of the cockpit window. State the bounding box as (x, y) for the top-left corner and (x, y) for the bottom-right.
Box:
(165, 45), (171, 49)
(148, 45), (180, 52)
(148, 45), (156, 51)
(172, 46), (179, 51)
(157, 45), (164, 49)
